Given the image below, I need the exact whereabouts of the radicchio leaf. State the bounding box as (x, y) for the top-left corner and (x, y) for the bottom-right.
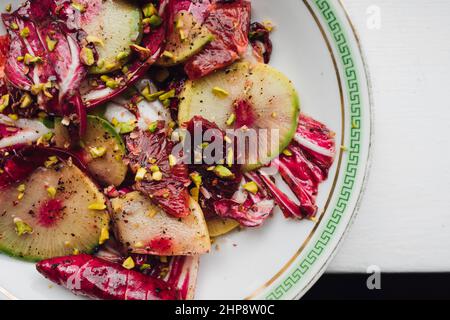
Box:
(257, 114), (336, 219)
(1, 0), (88, 134)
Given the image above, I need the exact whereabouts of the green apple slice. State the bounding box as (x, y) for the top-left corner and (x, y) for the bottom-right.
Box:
(178, 62), (300, 170)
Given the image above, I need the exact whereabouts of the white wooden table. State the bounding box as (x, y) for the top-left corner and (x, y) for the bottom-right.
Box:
(327, 0), (450, 273)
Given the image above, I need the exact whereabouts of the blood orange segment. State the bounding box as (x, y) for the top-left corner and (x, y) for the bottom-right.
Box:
(156, 10), (213, 67)
(184, 0), (251, 79)
(125, 125), (191, 217)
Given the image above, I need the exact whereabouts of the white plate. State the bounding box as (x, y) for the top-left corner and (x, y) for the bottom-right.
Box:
(0, 0), (372, 300)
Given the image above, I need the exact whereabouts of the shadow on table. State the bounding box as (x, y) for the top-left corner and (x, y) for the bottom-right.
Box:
(302, 273), (450, 300)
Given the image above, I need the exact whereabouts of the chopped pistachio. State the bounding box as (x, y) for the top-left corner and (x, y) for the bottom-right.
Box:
(17, 192), (24, 200)
(214, 165), (235, 179)
(130, 44), (151, 61)
(148, 121), (158, 133)
(116, 51), (129, 61)
(150, 165), (160, 173)
(161, 99), (171, 107)
(140, 264), (151, 271)
(17, 56), (24, 62)
(121, 65), (129, 74)
(111, 117), (119, 127)
(141, 85), (164, 101)
(5, 4), (11, 12)
(262, 20), (274, 32)
(0, 94), (10, 112)
(86, 35), (104, 46)
(147, 207), (158, 218)
(10, 22), (18, 30)
(142, 3), (157, 17)
(122, 257), (135, 270)
(190, 172), (202, 188)
(226, 113), (236, 126)
(179, 29), (187, 41)
(88, 202), (107, 211)
(212, 86), (229, 98)
(152, 171), (163, 181)
(19, 92), (32, 108)
(104, 61), (118, 71)
(14, 218), (33, 236)
(23, 53), (42, 65)
(8, 114), (18, 121)
(31, 84), (42, 96)
(158, 89), (176, 101)
(161, 50), (175, 60)
(20, 27), (30, 38)
(37, 132), (54, 146)
(106, 79), (119, 89)
(168, 154), (177, 167)
(46, 186), (57, 198)
(80, 47), (95, 66)
(17, 184), (26, 192)
(142, 17), (152, 25)
(167, 122), (176, 131)
(226, 148), (234, 167)
(72, 248), (80, 255)
(243, 181), (259, 194)
(148, 15), (162, 27)
(44, 156), (58, 168)
(89, 146), (107, 159)
(98, 227), (109, 245)
(42, 82), (54, 98)
(118, 121), (136, 134)
(282, 149), (293, 157)
(190, 187), (199, 202)
(71, 1), (86, 12)
(135, 167), (147, 181)
(46, 36), (58, 52)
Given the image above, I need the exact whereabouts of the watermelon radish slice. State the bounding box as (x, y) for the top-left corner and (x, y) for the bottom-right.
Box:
(0, 159), (110, 261)
(178, 61), (300, 171)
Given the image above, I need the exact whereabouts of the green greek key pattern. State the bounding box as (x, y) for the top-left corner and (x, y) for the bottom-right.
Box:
(265, 0), (362, 300)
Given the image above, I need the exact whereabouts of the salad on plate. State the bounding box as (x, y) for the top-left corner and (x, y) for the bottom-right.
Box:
(0, 0), (336, 300)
